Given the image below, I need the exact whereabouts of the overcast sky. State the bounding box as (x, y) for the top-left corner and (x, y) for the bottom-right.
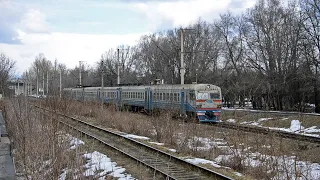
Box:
(0, 0), (258, 75)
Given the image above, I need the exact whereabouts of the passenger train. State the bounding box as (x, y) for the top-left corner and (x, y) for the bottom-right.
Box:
(63, 83), (222, 122)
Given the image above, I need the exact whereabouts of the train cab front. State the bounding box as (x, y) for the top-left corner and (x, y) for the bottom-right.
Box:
(195, 92), (222, 123)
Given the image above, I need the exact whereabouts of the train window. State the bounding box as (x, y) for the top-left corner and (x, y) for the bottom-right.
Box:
(174, 93), (177, 101)
(197, 93), (209, 100)
(210, 93), (220, 99)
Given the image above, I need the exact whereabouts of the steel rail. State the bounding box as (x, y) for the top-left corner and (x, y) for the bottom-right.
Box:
(35, 105), (233, 180)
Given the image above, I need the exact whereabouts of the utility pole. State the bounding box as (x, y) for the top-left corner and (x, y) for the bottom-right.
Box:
(101, 60), (104, 108)
(42, 72), (45, 96)
(79, 61), (82, 87)
(46, 71), (49, 95)
(18, 78), (20, 95)
(117, 46), (129, 85)
(180, 28), (197, 85)
(24, 72), (27, 96)
(117, 48), (120, 85)
(36, 68), (39, 97)
(60, 69), (62, 98)
(180, 29), (185, 85)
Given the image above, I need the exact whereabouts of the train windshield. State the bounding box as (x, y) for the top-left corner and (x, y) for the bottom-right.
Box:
(210, 93), (220, 100)
(196, 93), (209, 100)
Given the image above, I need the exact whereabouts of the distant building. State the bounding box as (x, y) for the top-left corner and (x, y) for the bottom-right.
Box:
(7, 79), (33, 96)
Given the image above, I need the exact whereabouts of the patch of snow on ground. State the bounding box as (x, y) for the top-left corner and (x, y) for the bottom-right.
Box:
(168, 149), (177, 152)
(239, 118), (320, 138)
(69, 137), (85, 149)
(83, 151), (135, 180)
(268, 120), (320, 137)
(185, 158), (221, 168)
(215, 151), (320, 179)
(234, 172), (243, 176)
(187, 137), (227, 151)
(122, 134), (150, 140)
(226, 119), (236, 123)
(258, 117), (273, 122)
(59, 169), (69, 180)
(290, 120), (304, 132)
(240, 121), (253, 125)
(304, 126), (320, 133)
(149, 142), (164, 146)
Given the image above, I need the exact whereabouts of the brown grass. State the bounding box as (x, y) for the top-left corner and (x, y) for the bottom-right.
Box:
(32, 98), (320, 179)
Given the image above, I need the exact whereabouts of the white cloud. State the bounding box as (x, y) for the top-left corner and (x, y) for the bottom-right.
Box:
(0, 31), (147, 75)
(0, 0), (259, 75)
(132, 0), (257, 30)
(19, 9), (50, 33)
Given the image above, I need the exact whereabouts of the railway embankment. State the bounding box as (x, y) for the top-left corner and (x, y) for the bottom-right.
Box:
(0, 111), (16, 180)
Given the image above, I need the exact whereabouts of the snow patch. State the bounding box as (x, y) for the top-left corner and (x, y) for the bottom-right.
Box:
(70, 137), (85, 150)
(226, 119), (236, 123)
(290, 120), (305, 132)
(168, 149), (177, 152)
(186, 136), (227, 151)
(83, 151), (135, 180)
(122, 134), (150, 140)
(185, 158), (221, 168)
(149, 142), (164, 146)
(215, 151), (320, 179)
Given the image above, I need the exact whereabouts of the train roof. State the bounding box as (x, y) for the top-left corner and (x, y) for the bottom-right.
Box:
(64, 84), (220, 91)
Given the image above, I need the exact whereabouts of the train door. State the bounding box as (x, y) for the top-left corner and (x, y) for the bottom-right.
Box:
(97, 88), (101, 101)
(116, 88), (122, 110)
(188, 90), (196, 106)
(180, 90), (186, 116)
(144, 88), (149, 110)
(144, 88), (153, 111)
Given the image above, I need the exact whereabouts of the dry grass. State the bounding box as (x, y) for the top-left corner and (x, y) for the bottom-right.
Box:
(33, 98), (320, 179)
(3, 96), (89, 179)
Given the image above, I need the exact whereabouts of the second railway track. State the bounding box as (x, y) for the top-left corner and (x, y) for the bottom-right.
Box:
(209, 122), (320, 144)
(35, 105), (233, 180)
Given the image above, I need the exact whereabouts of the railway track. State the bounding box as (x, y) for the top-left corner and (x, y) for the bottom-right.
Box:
(35, 105), (233, 180)
(210, 122), (320, 144)
(222, 108), (320, 117)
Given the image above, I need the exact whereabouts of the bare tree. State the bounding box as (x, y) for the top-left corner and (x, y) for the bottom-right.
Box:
(0, 53), (16, 96)
(300, 0), (320, 112)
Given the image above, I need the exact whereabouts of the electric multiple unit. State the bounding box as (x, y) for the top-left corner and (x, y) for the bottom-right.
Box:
(63, 84), (222, 122)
